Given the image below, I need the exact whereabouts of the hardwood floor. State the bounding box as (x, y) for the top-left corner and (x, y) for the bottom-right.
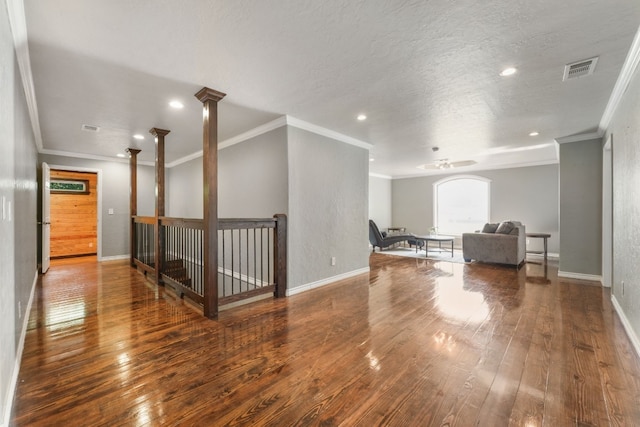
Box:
(11, 254), (640, 426)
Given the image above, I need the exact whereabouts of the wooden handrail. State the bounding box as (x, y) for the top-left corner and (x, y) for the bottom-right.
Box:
(159, 217), (204, 229)
(218, 218), (277, 230)
(132, 216), (155, 224)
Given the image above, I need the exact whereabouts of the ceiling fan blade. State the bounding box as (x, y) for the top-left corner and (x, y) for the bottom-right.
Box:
(450, 160), (477, 167)
(417, 159), (476, 170)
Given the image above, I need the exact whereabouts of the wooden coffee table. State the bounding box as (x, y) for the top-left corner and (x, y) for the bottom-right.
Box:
(414, 235), (455, 257)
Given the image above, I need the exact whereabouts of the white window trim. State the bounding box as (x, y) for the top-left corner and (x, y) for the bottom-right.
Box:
(433, 175), (491, 236)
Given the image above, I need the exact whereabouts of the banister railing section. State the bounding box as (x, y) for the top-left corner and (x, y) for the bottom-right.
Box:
(132, 216), (156, 275)
(132, 214), (287, 312)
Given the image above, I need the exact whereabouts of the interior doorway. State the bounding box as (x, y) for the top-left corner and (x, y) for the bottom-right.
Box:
(49, 169), (98, 259)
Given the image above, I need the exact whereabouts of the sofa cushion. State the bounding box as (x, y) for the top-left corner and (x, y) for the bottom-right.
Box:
(496, 221), (515, 234)
(481, 223), (499, 233)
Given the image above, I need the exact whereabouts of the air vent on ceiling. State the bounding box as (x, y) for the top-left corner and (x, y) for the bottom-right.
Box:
(81, 124), (100, 132)
(563, 57), (598, 81)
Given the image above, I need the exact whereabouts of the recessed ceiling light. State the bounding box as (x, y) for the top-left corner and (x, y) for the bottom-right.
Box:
(133, 134), (144, 140)
(357, 114), (367, 121)
(117, 153), (126, 158)
(169, 100), (184, 109)
(529, 131), (539, 136)
(499, 67), (517, 77)
(369, 158), (375, 162)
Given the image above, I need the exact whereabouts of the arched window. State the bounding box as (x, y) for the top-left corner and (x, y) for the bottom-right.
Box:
(433, 176), (490, 235)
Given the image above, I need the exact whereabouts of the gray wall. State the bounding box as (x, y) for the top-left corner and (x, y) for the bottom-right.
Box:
(368, 175), (392, 230)
(1, 3), (39, 423)
(168, 127), (288, 219)
(392, 164), (560, 253)
(606, 62), (640, 343)
(287, 126), (369, 289)
(219, 126), (288, 218)
(37, 154), (155, 258)
(558, 139), (602, 276)
(168, 157), (202, 218)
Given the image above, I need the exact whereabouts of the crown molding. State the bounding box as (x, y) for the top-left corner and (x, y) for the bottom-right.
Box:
(39, 148), (154, 166)
(391, 159), (558, 180)
(218, 116), (287, 150)
(369, 173), (392, 179)
(167, 116), (288, 167)
(285, 116), (372, 150)
(7, 0), (43, 151)
(168, 114), (372, 168)
(599, 25), (640, 133)
(554, 131), (602, 144)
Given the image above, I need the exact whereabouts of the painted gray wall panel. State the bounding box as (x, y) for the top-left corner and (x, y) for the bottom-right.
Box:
(1, 6), (39, 422)
(392, 164), (560, 253)
(37, 154), (155, 257)
(167, 126), (288, 219)
(219, 126), (288, 218)
(136, 165), (155, 217)
(558, 139), (602, 275)
(606, 63), (640, 343)
(287, 127), (369, 288)
(13, 63), (38, 348)
(0, 4), (18, 421)
(368, 175), (392, 230)
(168, 157), (202, 218)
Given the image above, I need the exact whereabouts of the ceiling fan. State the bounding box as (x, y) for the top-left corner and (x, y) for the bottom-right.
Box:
(417, 158), (477, 170)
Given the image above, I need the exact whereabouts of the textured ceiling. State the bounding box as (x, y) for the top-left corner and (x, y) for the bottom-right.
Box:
(23, 0), (640, 176)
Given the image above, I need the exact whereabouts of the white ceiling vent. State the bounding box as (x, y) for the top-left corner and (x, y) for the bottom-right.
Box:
(81, 124), (100, 132)
(563, 57), (598, 81)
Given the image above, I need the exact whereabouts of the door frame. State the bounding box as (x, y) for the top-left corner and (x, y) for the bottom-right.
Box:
(42, 162), (51, 273)
(48, 165), (103, 260)
(602, 135), (613, 288)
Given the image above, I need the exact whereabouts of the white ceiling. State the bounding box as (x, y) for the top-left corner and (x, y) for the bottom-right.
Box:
(21, 0), (640, 177)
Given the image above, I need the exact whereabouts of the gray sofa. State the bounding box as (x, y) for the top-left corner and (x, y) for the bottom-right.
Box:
(462, 221), (526, 267)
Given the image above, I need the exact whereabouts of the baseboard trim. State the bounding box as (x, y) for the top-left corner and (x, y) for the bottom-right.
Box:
(557, 271), (602, 283)
(611, 295), (640, 360)
(99, 254), (130, 262)
(3, 270), (38, 427)
(286, 267), (370, 297)
(526, 252), (559, 260)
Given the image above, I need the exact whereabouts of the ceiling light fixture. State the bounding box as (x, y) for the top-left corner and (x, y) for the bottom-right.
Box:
(499, 67), (517, 77)
(117, 153), (126, 158)
(133, 134), (144, 140)
(529, 131), (539, 136)
(369, 158), (375, 162)
(357, 114), (367, 121)
(169, 100), (184, 109)
(436, 159), (454, 169)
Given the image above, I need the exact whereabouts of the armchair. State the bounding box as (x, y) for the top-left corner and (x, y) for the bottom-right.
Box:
(369, 220), (415, 252)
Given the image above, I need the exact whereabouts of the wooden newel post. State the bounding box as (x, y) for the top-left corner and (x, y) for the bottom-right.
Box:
(274, 214), (287, 298)
(126, 148), (141, 267)
(195, 87), (226, 319)
(150, 128), (170, 286)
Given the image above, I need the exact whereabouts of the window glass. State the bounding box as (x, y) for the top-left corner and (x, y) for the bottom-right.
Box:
(434, 177), (489, 235)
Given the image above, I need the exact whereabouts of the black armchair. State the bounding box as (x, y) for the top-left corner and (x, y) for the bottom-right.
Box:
(368, 220), (415, 252)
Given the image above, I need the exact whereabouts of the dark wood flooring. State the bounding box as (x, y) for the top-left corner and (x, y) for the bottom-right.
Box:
(10, 254), (640, 426)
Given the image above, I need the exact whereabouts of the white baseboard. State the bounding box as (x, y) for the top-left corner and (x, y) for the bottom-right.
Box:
(286, 267), (370, 296)
(557, 271), (602, 283)
(3, 270), (38, 427)
(526, 252), (559, 260)
(611, 295), (640, 360)
(99, 254), (130, 262)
